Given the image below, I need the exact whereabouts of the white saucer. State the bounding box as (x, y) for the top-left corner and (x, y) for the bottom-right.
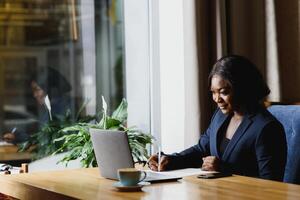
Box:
(113, 181), (150, 192)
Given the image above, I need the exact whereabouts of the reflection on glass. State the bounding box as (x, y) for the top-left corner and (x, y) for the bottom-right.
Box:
(0, 1), (125, 147)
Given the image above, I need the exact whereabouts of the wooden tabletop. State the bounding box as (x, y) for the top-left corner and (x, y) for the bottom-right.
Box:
(0, 167), (300, 200)
(0, 145), (32, 161)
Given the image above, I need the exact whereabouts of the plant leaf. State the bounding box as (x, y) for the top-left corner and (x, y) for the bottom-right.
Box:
(111, 98), (127, 122)
(106, 117), (121, 129)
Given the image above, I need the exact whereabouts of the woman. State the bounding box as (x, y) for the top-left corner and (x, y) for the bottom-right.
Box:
(3, 67), (72, 143)
(148, 55), (287, 181)
(30, 67), (72, 123)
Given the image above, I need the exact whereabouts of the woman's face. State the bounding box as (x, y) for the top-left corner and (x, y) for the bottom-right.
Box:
(31, 81), (46, 105)
(210, 75), (234, 114)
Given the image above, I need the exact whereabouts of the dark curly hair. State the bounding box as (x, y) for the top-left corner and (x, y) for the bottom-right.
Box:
(209, 55), (270, 111)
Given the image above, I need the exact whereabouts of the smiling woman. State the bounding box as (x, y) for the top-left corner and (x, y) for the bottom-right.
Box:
(148, 55), (287, 182)
(208, 55), (270, 114)
(210, 76), (234, 115)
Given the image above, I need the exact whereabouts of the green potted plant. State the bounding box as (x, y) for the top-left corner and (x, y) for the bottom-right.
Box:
(54, 97), (154, 167)
(19, 101), (96, 160)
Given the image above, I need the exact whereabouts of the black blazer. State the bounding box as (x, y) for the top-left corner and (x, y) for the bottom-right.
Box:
(167, 108), (287, 181)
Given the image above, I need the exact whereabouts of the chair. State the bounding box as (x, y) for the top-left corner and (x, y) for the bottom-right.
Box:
(268, 105), (300, 184)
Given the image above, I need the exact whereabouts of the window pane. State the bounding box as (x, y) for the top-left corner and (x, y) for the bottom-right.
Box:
(0, 0), (125, 145)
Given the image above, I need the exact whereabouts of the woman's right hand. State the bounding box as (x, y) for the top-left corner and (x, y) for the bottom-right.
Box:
(147, 154), (170, 171)
(3, 132), (15, 143)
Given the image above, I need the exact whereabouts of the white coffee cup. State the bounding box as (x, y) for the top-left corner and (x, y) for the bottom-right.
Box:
(117, 168), (147, 186)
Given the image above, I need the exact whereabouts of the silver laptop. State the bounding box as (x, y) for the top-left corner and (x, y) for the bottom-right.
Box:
(90, 129), (181, 182)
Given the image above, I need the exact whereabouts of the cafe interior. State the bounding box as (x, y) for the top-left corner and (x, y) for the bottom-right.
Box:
(0, 0), (299, 199)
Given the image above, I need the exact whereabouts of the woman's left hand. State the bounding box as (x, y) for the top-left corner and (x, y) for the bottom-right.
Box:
(201, 156), (220, 171)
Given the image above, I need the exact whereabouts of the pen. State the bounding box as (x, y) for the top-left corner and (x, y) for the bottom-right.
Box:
(158, 147), (161, 172)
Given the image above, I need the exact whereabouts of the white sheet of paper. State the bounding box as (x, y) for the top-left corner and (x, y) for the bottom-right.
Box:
(145, 168), (216, 177)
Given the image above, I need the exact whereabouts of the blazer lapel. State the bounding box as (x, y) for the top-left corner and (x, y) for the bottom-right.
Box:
(221, 114), (253, 161)
(210, 113), (229, 158)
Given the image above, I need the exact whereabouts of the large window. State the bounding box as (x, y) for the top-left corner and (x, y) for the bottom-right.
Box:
(0, 1), (125, 144)
(124, 0), (200, 153)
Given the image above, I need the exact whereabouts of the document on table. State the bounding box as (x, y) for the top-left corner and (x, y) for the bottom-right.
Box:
(0, 141), (13, 146)
(145, 168), (216, 177)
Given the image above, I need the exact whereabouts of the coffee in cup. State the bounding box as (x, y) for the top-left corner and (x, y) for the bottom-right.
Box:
(117, 168), (147, 186)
